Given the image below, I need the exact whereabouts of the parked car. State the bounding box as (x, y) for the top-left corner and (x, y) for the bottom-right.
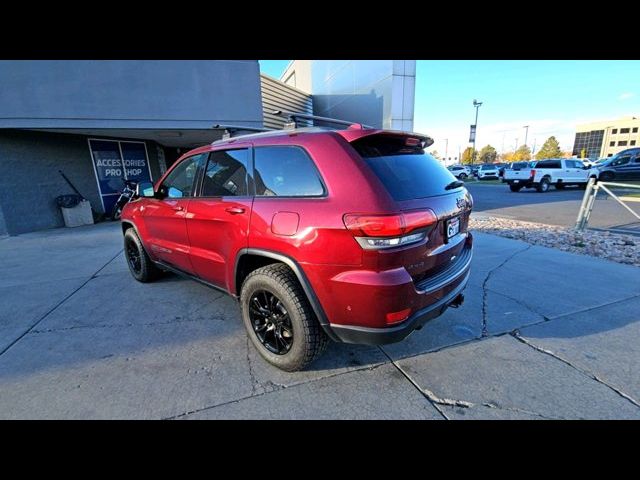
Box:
(594, 148), (640, 181)
(470, 165), (480, 178)
(477, 164), (500, 180)
(121, 121), (473, 371)
(448, 165), (471, 179)
(504, 158), (596, 192)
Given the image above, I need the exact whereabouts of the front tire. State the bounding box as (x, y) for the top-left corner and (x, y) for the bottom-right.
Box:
(111, 203), (123, 220)
(240, 264), (328, 372)
(124, 228), (162, 283)
(536, 178), (551, 193)
(459, 173), (467, 180)
(599, 172), (614, 182)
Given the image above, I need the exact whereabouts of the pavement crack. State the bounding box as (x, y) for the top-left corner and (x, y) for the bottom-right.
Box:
(482, 245), (532, 337)
(0, 248), (124, 358)
(486, 288), (550, 322)
(482, 402), (560, 420)
(245, 336), (259, 395)
(164, 362), (389, 419)
(511, 330), (640, 410)
(378, 346), (453, 419)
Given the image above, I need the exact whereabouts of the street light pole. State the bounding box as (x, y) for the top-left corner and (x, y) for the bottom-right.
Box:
(472, 99), (483, 164)
(523, 125), (529, 146)
(444, 138), (448, 163)
(515, 138), (519, 151)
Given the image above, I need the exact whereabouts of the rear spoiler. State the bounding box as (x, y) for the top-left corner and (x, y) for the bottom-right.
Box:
(337, 128), (434, 148)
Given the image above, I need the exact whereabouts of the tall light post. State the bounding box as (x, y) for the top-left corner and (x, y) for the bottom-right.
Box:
(444, 138), (448, 163)
(523, 125), (529, 147)
(471, 99), (483, 164)
(515, 138), (519, 151)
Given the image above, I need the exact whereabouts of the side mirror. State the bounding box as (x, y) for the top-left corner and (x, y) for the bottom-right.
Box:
(136, 182), (155, 198)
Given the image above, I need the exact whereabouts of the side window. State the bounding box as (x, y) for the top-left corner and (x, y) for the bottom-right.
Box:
(200, 149), (249, 197)
(612, 155), (631, 167)
(160, 154), (205, 198)
(633, 154), (640, 164)
(254, 146), (325, 197)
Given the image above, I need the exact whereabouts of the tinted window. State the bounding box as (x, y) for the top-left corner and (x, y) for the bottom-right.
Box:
(611, 155), (631, 166)
(633, 127), (638, 133)
(161, 154), (204, 198)
(618, 140), (628, 146)
(254, 146), (325, 197)
(620, 128), (630, 134)
(610, 141), (616, 147)
(200, 149), (249, 197)
(352, 135), (460, 201)
(612, 129), (618, 134)
(536, 160), (561, 169)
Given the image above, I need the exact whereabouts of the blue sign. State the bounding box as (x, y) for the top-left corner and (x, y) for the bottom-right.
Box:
(89, 139), (152, 213)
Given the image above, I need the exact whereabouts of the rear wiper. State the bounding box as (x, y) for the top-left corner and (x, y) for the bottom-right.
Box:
(445, 180), (464, 190)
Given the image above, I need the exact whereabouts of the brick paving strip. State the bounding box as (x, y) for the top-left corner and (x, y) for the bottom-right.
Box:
(470, 215), (640, 268)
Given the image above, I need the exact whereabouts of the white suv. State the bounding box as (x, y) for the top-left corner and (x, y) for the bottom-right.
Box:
(448, 165), (471, 179)
(477, 164), (500, 179)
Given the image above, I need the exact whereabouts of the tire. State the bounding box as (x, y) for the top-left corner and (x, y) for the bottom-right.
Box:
(555, 183), (565, 190)
(509, 185), (522, 192)
(123, 228), (162, 283)
(536, 177), (551, 193)
(240, 264), (329, 372)
(459, 173), (467, 180)
(599, 171), (614, 182)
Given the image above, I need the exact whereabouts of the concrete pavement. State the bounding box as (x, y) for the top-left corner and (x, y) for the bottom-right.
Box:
(0, 222), (639, 419)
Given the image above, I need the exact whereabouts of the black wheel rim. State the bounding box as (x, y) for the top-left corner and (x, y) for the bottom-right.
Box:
(248, 290), (293, 355)
(125, 238), (142, 274)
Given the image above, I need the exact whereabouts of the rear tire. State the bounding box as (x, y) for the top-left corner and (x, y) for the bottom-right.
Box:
(240, 264), (328, 372)
(555, 183), (565, 190)
(124, 228), (162, 283)
(509, 185), (522, 192)
(536, 178), (551, 193)
(459, 173), (467, 180)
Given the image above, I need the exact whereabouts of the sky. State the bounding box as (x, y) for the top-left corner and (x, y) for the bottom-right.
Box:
(259, 60), (640, 160)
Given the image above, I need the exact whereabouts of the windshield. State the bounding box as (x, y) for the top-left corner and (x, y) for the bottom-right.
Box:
(481, 164), (495, 170)
(352, 135), (461, 201)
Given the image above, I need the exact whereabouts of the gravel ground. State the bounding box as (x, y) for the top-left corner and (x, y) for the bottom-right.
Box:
(470, 215), (640, 268)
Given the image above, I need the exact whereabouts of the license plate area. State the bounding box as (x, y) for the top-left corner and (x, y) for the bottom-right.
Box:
(446, 216), (460, 242)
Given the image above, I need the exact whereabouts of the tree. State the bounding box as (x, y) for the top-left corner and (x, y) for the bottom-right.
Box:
(513, 145), (532, 161)
(535, 136), (563, 160)
(461, 147), (475, 164)
(479, 145), (497, 164)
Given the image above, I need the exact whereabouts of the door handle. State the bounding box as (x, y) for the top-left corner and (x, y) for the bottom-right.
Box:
(225, 207), (245, 215)
(172, 206), (184, 212)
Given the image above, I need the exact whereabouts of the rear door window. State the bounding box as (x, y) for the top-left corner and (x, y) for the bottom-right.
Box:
(253, 146), (325, 197)
(352, 135), (460, 201)
(200, 149), (249, 197)
(536, 160), (561, 169)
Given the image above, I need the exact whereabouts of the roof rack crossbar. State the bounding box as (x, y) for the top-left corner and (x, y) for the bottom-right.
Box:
(212, 124), (270, 139)
(272, 110), (374, 130)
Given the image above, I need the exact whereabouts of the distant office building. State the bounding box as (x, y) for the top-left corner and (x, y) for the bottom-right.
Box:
(281, 60), (416, 131)
(573, 116), (640, 160)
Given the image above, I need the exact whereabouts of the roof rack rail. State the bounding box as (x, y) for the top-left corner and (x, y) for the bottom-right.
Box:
(212, 124), (270, 140)
(272, 110), (374, 130)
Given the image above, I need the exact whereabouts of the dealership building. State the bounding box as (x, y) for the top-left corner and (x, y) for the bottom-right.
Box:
(0, 60), (416, 236)
(572, 116), (640, 160)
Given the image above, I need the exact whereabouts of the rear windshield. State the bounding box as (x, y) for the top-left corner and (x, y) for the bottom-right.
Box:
(352, 136), (461, 201)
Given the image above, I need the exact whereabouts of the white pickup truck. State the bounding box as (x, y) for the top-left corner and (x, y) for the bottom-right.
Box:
(504, 159), (597, 192)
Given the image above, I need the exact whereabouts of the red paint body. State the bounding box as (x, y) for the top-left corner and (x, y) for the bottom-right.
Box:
(122, 128), (473, 342)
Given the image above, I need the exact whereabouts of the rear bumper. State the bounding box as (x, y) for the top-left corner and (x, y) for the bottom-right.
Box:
(326, 273), (469, 345)
(507, 179), (534, 187)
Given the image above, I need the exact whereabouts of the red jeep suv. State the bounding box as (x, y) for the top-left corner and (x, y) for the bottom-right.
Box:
(121, 121), (473, 371)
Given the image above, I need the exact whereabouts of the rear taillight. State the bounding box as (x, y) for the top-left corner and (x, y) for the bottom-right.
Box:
(343, 209), (437, 250)
(530, 169), (536, 178)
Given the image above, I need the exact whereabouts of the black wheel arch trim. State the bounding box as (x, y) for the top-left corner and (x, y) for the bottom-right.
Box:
(234, 248), (340, 342)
